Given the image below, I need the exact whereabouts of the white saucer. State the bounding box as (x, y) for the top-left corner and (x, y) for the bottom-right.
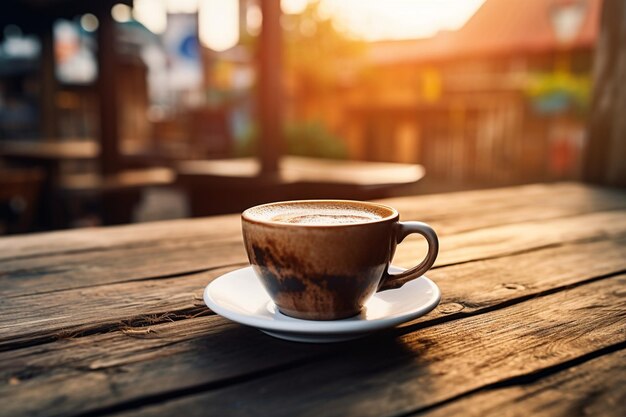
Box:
(203, 266), (441, 343)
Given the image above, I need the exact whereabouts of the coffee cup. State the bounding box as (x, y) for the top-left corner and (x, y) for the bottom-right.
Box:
(241, 200), (439, 320)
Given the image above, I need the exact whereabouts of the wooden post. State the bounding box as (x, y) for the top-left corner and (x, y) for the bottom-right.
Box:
(258, 0), (282, 175)
(583, 0), (626, 186)
(39, 19), (57, 139)
(96, 3), (120, 176)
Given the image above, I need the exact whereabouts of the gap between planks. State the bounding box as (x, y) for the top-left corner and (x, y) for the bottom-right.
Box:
(1, 266), (624, 417)
(70, 275), (626, 417)
(1, 232), (625, 353)
(1, 183), (624, 263)
(409, 346), (626, 417)
(3, 208), (626, 300)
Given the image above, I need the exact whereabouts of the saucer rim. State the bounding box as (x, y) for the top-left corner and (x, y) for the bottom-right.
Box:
(203, 266), (441, 335)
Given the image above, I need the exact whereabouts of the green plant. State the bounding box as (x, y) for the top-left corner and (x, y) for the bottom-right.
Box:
(235, 120), (347, 160)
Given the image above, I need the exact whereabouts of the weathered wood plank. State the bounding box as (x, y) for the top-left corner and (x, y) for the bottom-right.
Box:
(111, 276), (626, 417)
(0, 213), (242, 262)
(1, 237), (624, 416)
(1, 183), (624, 417)
(1, 183), (623, 263)
(0, 266), (232, 350)
(412, 235), (626, 322)
(0, 224), (626, 350)
(0, 238), (249, 298)
(384, 182), (626, 235)
(423, 348), (626, 417)
(395, 209), (626, 267)
(2, 207), (625, 299)
(2, 223), (625, 347)
(0, 316), (333, 417)
(0, 317), (333, 417)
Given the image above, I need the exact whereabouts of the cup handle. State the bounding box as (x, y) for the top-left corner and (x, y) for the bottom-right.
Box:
(378, 221), (439, 291)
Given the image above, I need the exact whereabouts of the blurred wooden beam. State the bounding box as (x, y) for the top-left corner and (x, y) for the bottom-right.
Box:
(96, 3), (120, 175)
(584, 0), (626, 186)
(38, 18), (57, 139)
(258, 0), (282, 175)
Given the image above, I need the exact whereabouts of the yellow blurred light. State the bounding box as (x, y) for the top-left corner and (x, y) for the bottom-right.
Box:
(134, 0), (167, 34)
(320, 0), (485, 41)
(80, 14), (99, 32)
(246, 3), (262, 36)
(111, 4), (132, 23)
(166, 0), (199, 14)
(422, 68), (442, 103)
(281, 0), (308, 14)
(199, 0), (239, 52)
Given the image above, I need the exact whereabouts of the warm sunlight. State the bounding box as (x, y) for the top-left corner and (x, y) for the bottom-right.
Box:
(198, 0), (239, 51)
(133, 0), (486, 44)
(283, 0), (486, 40)
(133, 0), (167, 34)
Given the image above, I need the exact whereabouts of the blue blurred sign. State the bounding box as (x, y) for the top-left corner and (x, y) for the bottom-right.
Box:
(163, 13), (202, 91)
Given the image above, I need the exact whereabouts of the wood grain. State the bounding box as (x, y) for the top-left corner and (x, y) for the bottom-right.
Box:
(396, 209), (626, 268)
(0, 317), (334, 417)
(0, 266), (230, 350)
(2, 207), (625, 299)
(0, 237), (249, 298)
(0, 213), (242, 262)
(2, 223), (625, 351)
(0, 237), (624, 416)
(1, 183), (623, 263)
(1, 183), (625, 417)
(111, 276), (626, 417)
(384, 182), (626, 235)
(423, 348), (626, 417)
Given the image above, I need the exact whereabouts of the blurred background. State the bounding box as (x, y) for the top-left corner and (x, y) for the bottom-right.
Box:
(0, 0), (622, 235)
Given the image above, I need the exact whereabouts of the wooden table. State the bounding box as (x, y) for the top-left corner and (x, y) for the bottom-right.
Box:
(178, 156), (425, 215)
(177, 156), (425, 185)
(0, 139), (99, 160)
(1, 183), (625, 417)
(0, 139), (99, 228)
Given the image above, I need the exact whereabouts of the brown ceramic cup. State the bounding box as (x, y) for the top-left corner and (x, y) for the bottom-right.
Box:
(241, 200), (439, 320)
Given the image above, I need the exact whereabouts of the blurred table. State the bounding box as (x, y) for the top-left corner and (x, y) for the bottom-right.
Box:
(177, 156), (425, 184)
(0, 139), (99, 228)
(178, 156), (426, 215)
(0, 139), (99, 160)
(59, 167), (175, 192)
(1, 183), (625, 417)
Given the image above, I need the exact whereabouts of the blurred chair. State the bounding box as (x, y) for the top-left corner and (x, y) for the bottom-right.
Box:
(189, 107), (233, 159)
(59, 167), (176, 226)
(0, 167), (43, 234)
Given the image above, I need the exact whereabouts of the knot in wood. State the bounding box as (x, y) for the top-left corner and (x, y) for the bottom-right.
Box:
(439, 302), (465, 314)
(498, 283), (526, 291)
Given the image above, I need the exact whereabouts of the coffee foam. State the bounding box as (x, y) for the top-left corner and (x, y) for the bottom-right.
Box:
(271, 212), (379, 225)
(244, 201), (394, 226)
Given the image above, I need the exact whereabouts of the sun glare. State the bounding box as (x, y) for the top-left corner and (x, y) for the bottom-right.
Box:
(320, 0), (485, 41)
(134, 0), (167, 34)
(199, 0), (239, 52)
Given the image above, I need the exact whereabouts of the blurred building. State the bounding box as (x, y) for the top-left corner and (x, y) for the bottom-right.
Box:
(323, 0), (601, 185)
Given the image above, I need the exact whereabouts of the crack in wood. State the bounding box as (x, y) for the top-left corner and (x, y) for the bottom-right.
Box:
(15, 270), (623, 417)
(68, 356), (321, 417)
(5, 262), (249, 300)
(0, 305), (214, 353)
(385, 268), (626, 336)
(1, 240), (624, 355)
(1, 233), (242, 264)
(398, 341), (626, 417)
